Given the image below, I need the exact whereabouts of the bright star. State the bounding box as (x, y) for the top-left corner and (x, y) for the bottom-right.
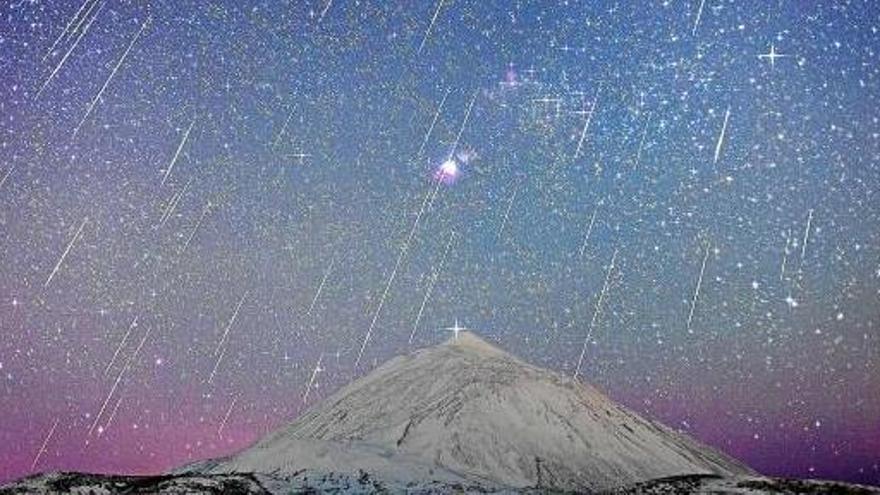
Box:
(435, 159), (460, 184)
(444, 319), (467, 340)
(758, 44), (789, 68)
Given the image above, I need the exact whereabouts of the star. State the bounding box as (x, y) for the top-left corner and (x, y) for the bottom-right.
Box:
(444, 319), (467, 341)
(434, 159), (460, 184)
(758, 44), (789, 68)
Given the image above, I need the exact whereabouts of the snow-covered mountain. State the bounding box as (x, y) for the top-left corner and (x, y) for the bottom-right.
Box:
(203, 331), (752, 491)
(4, 332), (880, 494)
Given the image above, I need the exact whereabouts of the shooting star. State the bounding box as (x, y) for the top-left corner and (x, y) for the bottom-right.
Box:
(799, 208), (814, 267)
(100, 395), (124, 436)
(418, 0), (444, 54)
(42, 0), (93, 62)
(36, 0), (105, 99)
(69, 0), (99, 41)
(686, 242), (711, 334)
(207, 346), (226, 385)
(409, 231), (456, 344)
(448, 91), (478, 160)
(302, 354), (324, 403)
(692, 0), (706, 36)
(272, 110), (293, 148)
(577, 207), (599, 258)
(356, 243), (408, 368)
(161, 117), (197, 185)
(31, 418), (60, 470)
(416, 90), (451, 158)
(271, 109), (295, 149)
(158, 178), (193, 227)
(573, 248), (619, 380)
(217, 395), (238, 438)
(780, 230), (791, 281)
(89, 326), (150, 436)
(0, 165), (15, 190)
(214, 291), (248, 356)
(306, 256), (335, 316)
(574, 86), (601, 159)
(73, 16), (150, 138)
(181, 202), (212, 254)
(104, 314), (139, 376)
(354, 91), (471, 364)
(45, 217), (88, 289)
(498, 185), (519, 239)
(713, 106), (730, 164)
(355, 179), (443, 367)
(633, 113), (652, 169)
(207, 292), (247, 385)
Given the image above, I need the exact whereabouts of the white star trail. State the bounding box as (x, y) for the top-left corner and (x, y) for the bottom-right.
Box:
(573, 248), (619, 381)
(214, 291), (248, 356)
(686, 242), (711, 334)
(448, 91), (478, 160)
(306, 256), (335, 317)
(159, 178), (193, 227)
(0, 165), (15, 190)
(271, 109), (295, 149)
(318, 0), (333, 22)
(409, 231), (456, 344)
(418, 0), (444, 55)
(207, 292), (247, 385)
(416, 90), (450, 158)
(634, 113), (652, 169)
(36, 0), (105, 99)
(104, 315), (139, 376)
(780, 230), (791, 281)
(692, 0), (706, 36)
(355, 179), (443, 367)
(217, 395), (238, 438)
(41, 0), (93, 62)
(181, 202), (212, 254)
(161, 118), (197, 185)
(30, 418), (59, 470)
(574, 87), (600, 159)
(302, 354), (324, 403)
(800, 208), (814, 267)
(73, 16), (151, 138)
(498, 185), (519, 239)
(45, 217), (88, 289)
(577, 207), (599, 258)
(356, 244), (408, 368)
(100, 395), (124, 436)
(713, 106), (731, 164)
(207, 346), (226, 385)
(89, 326), (150, 436)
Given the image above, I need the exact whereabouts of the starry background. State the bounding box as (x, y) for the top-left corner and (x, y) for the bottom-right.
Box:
(1, 0), (879, 487)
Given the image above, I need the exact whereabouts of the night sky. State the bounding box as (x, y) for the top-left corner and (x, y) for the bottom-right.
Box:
(1, 0), (879, 487)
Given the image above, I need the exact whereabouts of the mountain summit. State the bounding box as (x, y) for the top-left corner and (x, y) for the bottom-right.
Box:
(204, 330), (753, 491)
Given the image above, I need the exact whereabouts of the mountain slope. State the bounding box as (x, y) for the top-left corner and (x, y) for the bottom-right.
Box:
(208, 331), (753, 491)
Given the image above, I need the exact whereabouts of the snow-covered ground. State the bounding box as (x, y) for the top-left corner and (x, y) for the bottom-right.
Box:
(5, 471), (879, 494)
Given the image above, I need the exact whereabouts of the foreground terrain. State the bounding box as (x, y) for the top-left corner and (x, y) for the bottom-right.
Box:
(3, 471), (879, 494)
